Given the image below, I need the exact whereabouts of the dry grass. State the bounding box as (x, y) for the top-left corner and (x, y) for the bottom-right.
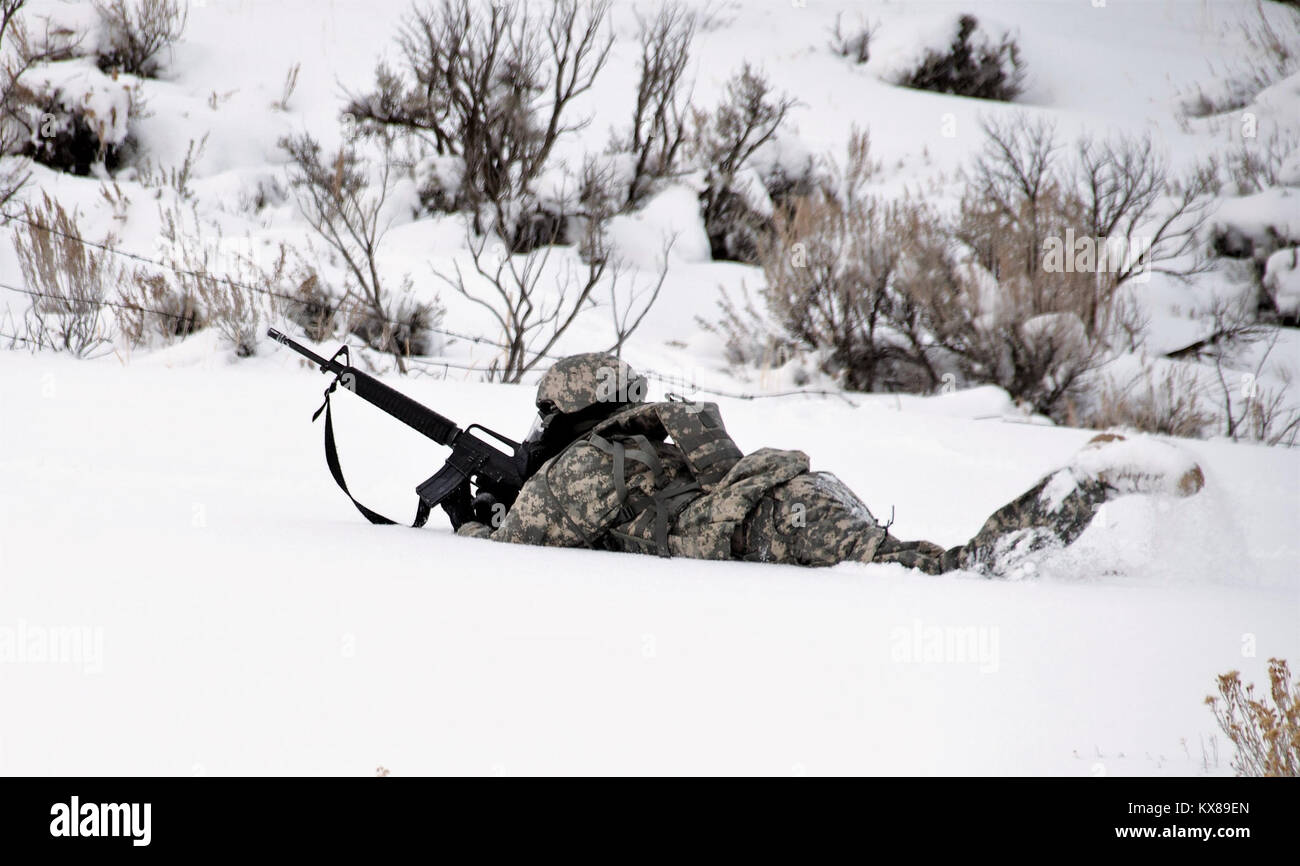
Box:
(1225, 127), (1300, 196)
(11, 193), (118, 357)
(1180, 2), (1299, 119)
(1085, 364), (1215, 439)
(1206, 658), (1300, 777)
(827, 12), (876, 65)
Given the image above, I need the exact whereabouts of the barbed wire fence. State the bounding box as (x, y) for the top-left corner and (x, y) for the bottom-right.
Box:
(0, 207), (857, 403)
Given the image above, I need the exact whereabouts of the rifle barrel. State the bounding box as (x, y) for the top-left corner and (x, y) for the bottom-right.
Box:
(267, 328), (462, 447)
(267, 328), (332, 370)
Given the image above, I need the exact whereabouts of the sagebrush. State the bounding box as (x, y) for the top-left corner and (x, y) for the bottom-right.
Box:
(1206, 658), (1300, 777)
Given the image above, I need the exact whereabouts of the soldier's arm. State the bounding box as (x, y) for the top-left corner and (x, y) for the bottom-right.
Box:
(455, 441), (616, 547)
(455, 521), (495, 539)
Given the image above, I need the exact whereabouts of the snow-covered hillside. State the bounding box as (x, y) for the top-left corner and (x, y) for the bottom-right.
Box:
(1, 0), (1297, 775)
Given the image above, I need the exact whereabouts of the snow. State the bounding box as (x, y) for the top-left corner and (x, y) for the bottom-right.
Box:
(1029, 434), (1206, 521)
(22, 59), (135, 149)
(1039, 469), (1078, 514)
(866, 10), (1020, 89)
(1211, 188), (1300, 248)
(605, 185), (711, 267)
(1, 349), (1296, 775)
(1, 0), (1299, 775)
(1069, 435), (1204, 495)
(1264, 246), (1300, 317)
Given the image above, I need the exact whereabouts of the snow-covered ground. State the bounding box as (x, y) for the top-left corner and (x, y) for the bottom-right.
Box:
(0, 343), (1295, 775)
(1, 0), (1298, 774)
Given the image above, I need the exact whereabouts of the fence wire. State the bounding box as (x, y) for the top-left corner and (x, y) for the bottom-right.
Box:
(0, 207), (855, 403)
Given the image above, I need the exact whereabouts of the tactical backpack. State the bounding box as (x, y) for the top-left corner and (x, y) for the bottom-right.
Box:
(500, 399), (810, 559)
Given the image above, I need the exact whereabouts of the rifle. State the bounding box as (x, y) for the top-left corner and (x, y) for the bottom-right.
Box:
(268, 328), (529, 529)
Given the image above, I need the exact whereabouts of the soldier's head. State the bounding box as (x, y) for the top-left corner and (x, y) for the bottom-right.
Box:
(525, 353), (648, 459)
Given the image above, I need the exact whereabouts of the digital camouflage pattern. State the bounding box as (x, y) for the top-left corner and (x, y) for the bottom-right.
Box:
(461, 400), (797, 560)
(534, 353), (648, 415)
(461, 358), (1205, 575)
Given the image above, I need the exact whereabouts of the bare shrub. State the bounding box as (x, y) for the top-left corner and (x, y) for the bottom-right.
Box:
(1, 0), (94, 195)
(700, 281), (797, 371)
(1075, 134), (1214, 288)
(1237, 377), (1300, 446)
(572, 154), (621, 262)
(894, 14), (1025, 102)
(1206, 658), (1300, 777)
(964, 115), (1212, 338)
(606, 238), (672, 357)
(11, 193), (118, 357)
(1085, 363), (1215, 439)
(347, 289), (442, 360)
(693, 63), (796, 262)
(952, 119), (1111, 414)
(938, 302), (1101, 420)
(345, 0), (612, 250)
(622, 2), (694, 208)
(433, 216), (664, 382)
(94, 0), (187, 78)
(696, 0), (737, 33)
(0, 0), (37, 203)
(1102, 291), (1151, 353)
(1210, 313), (1300, 447)
(1242, 1), (1300, 79)
(754, 140), (929, 391)
(280, 132), (443, 368)
(1168, 297), (1300, 446)
(434, 234), (604, 383)
(728, 131), (965, 394)
(724, 126), (1106, 416)
(1225, 127), (1300, 196)
(827, 12), (876, 64)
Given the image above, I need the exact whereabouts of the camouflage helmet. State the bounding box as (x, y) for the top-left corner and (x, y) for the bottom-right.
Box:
(535, 353), (648, 416)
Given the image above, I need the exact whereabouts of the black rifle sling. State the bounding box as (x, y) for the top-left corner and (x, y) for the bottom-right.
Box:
(311, 347), (432, 529)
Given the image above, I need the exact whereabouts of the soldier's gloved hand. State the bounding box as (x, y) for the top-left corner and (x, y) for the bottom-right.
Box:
(472, 491), (500, 528)
(440, 481), (474, 531)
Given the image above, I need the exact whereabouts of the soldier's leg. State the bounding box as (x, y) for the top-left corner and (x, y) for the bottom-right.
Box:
(737, 472), (891, 567)
(871, 535), (962, 575)
(954, 433), (1205, 575)
(950, 474), (1113, 574)
(736, 434), (1202, 576)
(737, 471), (960, 572)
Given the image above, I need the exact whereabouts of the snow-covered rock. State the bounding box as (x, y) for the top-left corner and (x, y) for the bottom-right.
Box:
(605, 185), (711, 267)
(23, 59), (135, 150)
(1263, 246), (1300, 317)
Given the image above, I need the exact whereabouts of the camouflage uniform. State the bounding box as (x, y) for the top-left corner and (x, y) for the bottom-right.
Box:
(459, 356), (1202, 576)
